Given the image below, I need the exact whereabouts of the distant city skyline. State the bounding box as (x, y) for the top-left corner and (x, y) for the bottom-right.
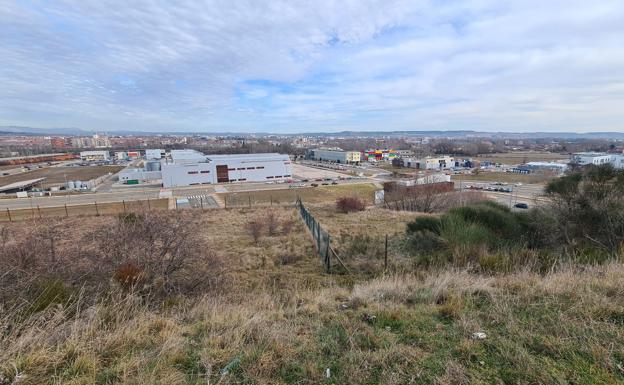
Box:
(1, 1), (623, 133)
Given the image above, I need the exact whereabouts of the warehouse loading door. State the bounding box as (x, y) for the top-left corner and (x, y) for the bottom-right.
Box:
(216, 165), (229, 183)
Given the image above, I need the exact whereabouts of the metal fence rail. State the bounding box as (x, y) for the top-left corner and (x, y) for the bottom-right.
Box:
(295, 198), (349, 274)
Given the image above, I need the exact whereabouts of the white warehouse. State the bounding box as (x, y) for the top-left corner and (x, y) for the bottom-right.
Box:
(161, 151), (292, 188)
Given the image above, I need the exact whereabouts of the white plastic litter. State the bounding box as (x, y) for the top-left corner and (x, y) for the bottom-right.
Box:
(472, 332), (487, 340)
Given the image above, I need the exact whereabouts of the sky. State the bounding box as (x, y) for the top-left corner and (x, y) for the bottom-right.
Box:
(1, 0), (623, 133)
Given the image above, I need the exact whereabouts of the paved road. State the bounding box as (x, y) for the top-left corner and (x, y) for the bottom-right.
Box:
(0, 189), (161, 209)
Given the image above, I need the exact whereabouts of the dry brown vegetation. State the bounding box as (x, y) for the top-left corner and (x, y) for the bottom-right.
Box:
(1, 203), (623, 384)
(0, 198), (169, 222)
(0, 165), (124, 187)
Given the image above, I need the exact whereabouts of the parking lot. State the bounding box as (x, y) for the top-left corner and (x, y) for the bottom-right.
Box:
(291, 163), (354, 180)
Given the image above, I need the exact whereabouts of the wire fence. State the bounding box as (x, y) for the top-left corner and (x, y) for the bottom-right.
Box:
(0, 198), (169, 222)
(295, 198), (350, 274)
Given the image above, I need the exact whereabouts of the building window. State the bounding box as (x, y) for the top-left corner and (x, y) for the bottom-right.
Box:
(228, 168), (235, 171)
(239, 178), (247, 181)
(283, 174), (291, 177)
(257, 166), (265, 169)
(275, 175), (282, 178)
(266, 176), (274, 179)
(246, 167), (255, 170)
(237, 167), (245, 170)
(188, 171), (198, 174)
(200, 170), (210, 174)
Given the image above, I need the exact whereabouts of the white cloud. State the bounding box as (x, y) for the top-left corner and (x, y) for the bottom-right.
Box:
(0, 0), (623, 132)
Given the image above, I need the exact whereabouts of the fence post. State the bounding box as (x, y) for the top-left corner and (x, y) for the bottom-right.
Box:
(384, 234), (388, 270)
(64, 204), (68, 217)
(316, 221), (321, 252)
(248, 195), (251, 208)
(123, 200), (126, 213)
(6, 208), (11, 222)
(200, 197), (204, 210)
(270, 195), (273, 206)
(325, 234), (331, 273)
(94, 201), (99, 216)
(224, 195), (227, 209)
(147, 198), (151, 210)
(37, 205), (42, 218)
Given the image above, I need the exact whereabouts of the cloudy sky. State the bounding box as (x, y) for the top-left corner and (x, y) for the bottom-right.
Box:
(1, 1), (623, 133)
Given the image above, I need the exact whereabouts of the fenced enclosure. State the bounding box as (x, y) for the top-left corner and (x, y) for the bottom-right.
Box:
(0, 198), (169, 222)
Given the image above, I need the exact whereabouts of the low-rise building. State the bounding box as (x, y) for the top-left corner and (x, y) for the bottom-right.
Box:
(512, 162), (568, 175)
(145, 149), (164, 159)
(162, 151), (292, 188)
(401, 155), (454, 169)
(80, 150), (110, 161)
(305, 148), (361, 164)
(570, 152), (615, 166)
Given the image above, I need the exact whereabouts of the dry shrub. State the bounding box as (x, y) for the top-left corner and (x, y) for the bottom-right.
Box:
(280, 218), (295, 235)
(246, 219), (264, 243)
(89, 211), (222, 295)
(114, 262), (146, 290)
(265, 209), (279, 236)
(336, 196), (366, 213)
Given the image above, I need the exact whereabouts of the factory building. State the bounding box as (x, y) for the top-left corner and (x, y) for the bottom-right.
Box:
(570, 152), (615, 166)
(511, 162), (568, 175)
(80, 150), (110, 161)
(305, 148), (361, 164)
(162, 151), (292, 188)
(363, 149), (398, 162)
(145, 149), (165, 159)
(401, 155), (454, 169)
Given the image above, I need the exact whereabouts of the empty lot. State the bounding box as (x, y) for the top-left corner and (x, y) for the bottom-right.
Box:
(0, 165), (124, 187)
(291, 163), (353, 180)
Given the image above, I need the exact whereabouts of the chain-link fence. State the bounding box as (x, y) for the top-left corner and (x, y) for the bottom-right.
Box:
(295, 198), (349, 274)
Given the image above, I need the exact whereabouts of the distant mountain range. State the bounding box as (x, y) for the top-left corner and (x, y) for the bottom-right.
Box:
(1, 125), (624, 139)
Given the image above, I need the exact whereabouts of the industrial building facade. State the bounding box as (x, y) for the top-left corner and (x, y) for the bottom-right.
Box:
(161, 151), (292, 187)
(80, 150), (110, 161)
(305, 148), (361, 164)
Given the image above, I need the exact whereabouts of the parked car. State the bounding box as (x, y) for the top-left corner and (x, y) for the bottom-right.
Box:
(311, 183), (319, 187)
(321, 182), (329, 186)
(331, 181), (338, 185)
(514, 203), (529, 209)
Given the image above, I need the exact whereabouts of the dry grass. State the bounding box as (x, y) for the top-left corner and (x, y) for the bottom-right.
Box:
(475, 151), (569, 165)
(0, 198), (169, 222)
(221, 183), (378, 207)
(2, 260), (623, 384)
(1, 207), (623, 384)
(0, 165), (124, 187)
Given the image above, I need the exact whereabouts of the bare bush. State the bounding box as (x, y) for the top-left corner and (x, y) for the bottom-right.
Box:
(336, 196), (366, 213)
(265, 209), (279, 236)
(246, 219), (264, 243)
(88, 211), (220, 295)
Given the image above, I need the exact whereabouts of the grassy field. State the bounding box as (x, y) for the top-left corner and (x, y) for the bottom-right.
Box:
(221, 183), (379, 207)
(0, 165), (124, 187)
(1, 205), (623, 384)
(452, 172), (555, 184)
(476, 151), (568, 165)
(0, 198), (169, 221)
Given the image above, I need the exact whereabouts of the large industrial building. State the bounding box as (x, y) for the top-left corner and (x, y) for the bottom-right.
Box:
(400, 155), (455, 169)
(305, 148), (361, 164)
(80, 150), (110, 161)
(161, 151), (292, 187)
(570, 152), (624, 169)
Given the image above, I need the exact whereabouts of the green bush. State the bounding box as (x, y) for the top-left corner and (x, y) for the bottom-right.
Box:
(28, 279), (71, 314)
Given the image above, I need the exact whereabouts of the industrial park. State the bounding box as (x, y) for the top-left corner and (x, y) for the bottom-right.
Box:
(3, 1), (624, 383)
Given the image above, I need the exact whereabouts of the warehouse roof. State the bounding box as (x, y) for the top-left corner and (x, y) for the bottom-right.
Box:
(0, 177), (46, 192)
(205, 153), (288, 161)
